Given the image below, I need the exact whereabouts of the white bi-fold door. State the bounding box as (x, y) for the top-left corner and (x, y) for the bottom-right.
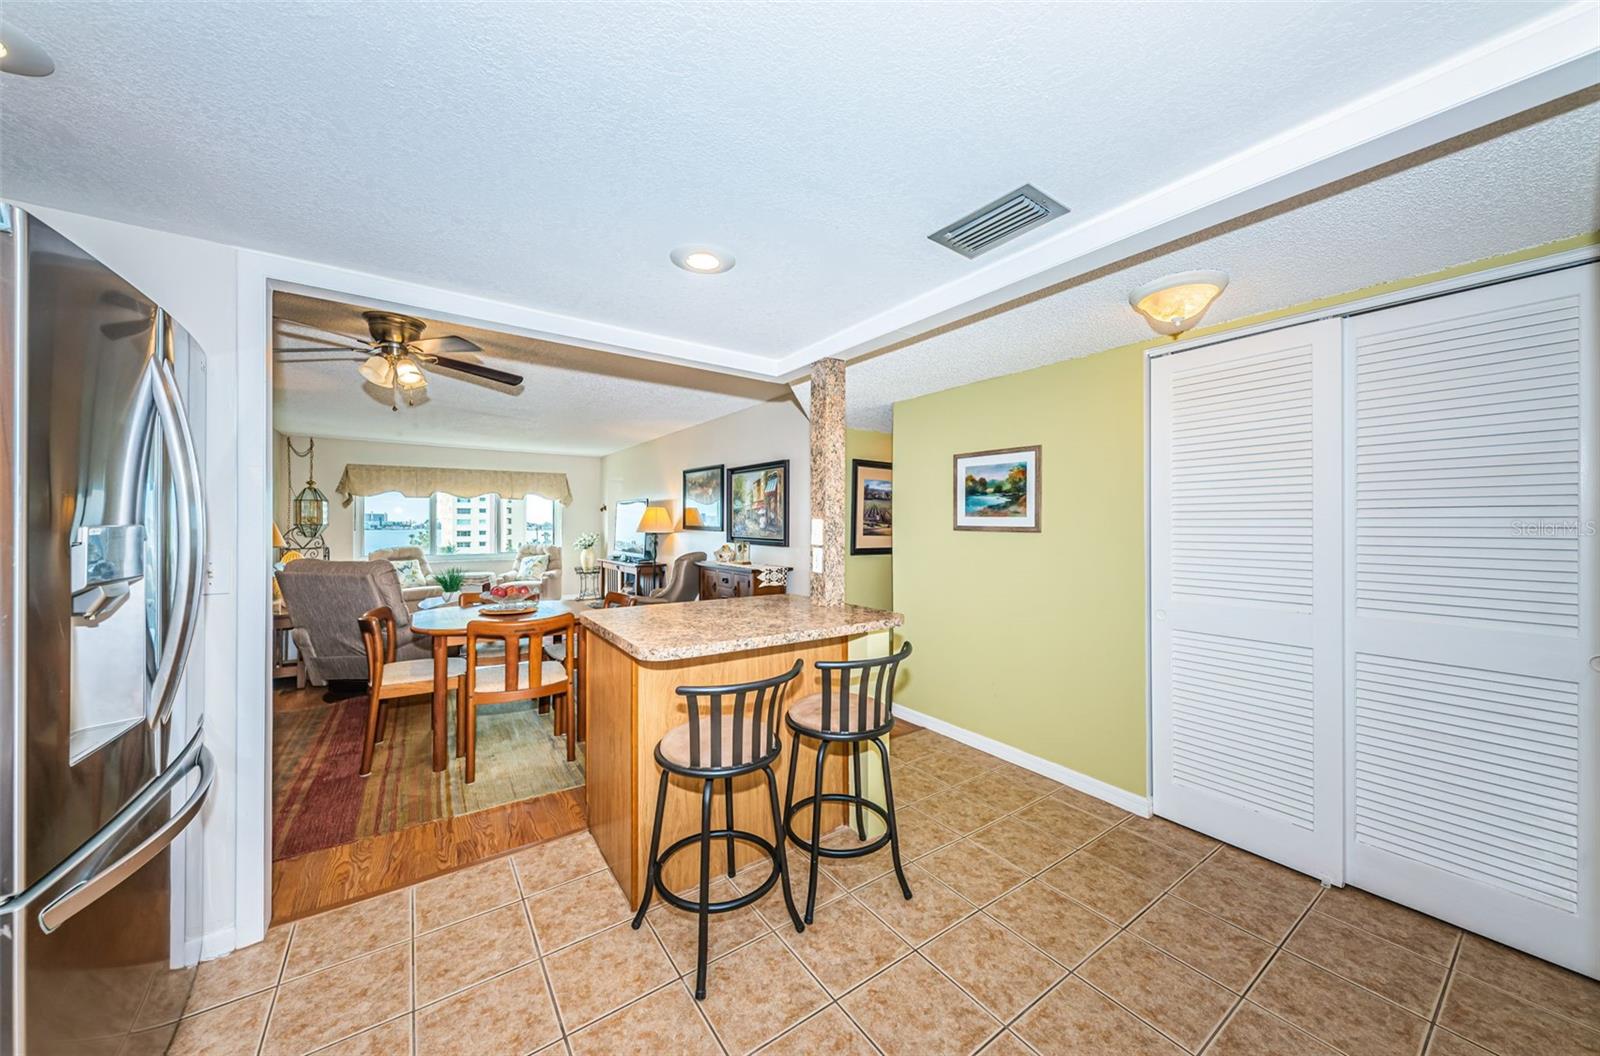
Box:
(1152, 266), (1598, 976)
(1344, 266), (1598, 976)
(1150, 319), (1345, 884)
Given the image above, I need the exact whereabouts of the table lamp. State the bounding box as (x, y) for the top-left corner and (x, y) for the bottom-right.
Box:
(636, 505), (674, 561)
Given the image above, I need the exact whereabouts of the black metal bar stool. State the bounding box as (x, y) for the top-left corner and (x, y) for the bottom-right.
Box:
(783, 642), (914, 923)
(631, 659), (806, 999)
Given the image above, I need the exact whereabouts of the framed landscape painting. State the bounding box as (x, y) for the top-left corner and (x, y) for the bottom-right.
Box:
(681, 464), (724, 532)
(851, 459), (893, 555)
(727, 459), (789, 546)
(954, 446), (1041, 532)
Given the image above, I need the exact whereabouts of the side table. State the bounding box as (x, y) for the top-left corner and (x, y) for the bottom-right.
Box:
(575, 567), (603, 601)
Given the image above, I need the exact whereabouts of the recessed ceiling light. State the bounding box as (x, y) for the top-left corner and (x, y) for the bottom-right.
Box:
(0, 22), (55, 77)
(1129, 270), (1229, 336)
(670, 246), (734, 274)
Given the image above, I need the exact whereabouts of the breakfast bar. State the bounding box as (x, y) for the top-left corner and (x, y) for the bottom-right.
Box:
(578, 595), (902, 903)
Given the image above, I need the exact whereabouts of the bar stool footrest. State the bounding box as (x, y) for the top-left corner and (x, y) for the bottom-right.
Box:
(651, 828), (783, 915)
(784, 793), (891, 857)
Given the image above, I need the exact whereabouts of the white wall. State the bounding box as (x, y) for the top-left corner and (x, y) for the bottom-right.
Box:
(600, 397), (812, 593)
(272, 432), (602, 595)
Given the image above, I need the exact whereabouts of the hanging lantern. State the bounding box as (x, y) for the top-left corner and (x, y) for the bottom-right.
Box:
(292, 479), (329, 537)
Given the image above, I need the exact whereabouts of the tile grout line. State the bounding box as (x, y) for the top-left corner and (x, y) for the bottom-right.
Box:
(1420, 931), (1465, 1053)
(252, 919), (296, 1056)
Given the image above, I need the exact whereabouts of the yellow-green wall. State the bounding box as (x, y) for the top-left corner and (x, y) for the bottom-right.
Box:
(845, 428), (893, 610)
(893, 347), (1148, 793)
(887, 233), (1595, 798)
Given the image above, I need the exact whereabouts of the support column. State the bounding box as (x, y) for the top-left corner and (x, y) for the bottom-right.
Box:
(808, 358), (846, 604)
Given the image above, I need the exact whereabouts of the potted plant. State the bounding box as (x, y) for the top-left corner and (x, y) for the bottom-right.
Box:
(574, 531), (601, 571)
(432, 566), (467, 604)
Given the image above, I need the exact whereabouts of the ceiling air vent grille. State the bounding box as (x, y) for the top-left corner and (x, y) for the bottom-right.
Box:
(929, 184), (1069, 259)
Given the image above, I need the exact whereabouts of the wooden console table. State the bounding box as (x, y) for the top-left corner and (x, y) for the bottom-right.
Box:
(697, 560), (790, 599)
(600, 558), (666, 596)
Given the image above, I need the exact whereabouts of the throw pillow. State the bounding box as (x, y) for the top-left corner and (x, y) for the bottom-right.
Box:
(390, 558), (427, 587)
(517, 554), (549, 580)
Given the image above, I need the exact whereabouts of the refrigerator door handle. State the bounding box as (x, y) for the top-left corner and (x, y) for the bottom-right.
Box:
(35, 741), (213, 934)
(146, 309), (207, 731)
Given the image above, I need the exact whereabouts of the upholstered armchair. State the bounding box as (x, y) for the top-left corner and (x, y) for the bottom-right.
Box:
(633, 551), (706, 605)
(367, 545), (444, 607)
(277, 560), (431, 686)
(494, 543), (562, 598)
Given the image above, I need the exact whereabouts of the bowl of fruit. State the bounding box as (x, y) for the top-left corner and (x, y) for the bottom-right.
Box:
(479, 583), (540, 616)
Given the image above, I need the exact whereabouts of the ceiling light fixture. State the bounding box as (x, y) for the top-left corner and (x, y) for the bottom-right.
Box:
(393, 357), (427, 388)
(358, 354), (395, 387)
(1129, 270), (1229, 336)
(0, 23), (55, 77)
(670, 246), (735, 274)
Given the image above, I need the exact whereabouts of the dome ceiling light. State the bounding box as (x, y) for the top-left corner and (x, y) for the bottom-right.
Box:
(1129, 270), (1229, 336)
(0, 22), (55, 77)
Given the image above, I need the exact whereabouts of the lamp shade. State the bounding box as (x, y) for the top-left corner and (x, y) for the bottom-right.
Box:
(1129, 270), (1229, 336)
(272, 522), (287, 548)
(636, 505), (674, 533)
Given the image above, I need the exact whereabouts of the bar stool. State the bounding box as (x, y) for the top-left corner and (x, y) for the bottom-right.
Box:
(783, 642), (914, 923)
(632, 660), (806, 1000)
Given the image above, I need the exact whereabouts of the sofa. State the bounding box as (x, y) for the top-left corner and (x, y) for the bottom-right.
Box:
(367, 545), (445, 608)
(493, 542), (562, 598)
(276, 559), (430, 686)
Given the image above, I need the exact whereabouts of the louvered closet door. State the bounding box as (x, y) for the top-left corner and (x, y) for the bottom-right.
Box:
(1346, 265), (1598, 976)
(1152, 319), (1344, 883)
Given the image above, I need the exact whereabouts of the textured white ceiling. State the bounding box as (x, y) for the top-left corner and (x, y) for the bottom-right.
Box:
(818, 97), (1600, 432)
(0, 0), (1571, 364)
(271, 292), (788, 455)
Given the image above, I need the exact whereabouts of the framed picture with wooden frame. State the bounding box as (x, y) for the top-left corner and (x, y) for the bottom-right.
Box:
(953, 445), (1041, 532)
(726, 459), (790, 546)
(850, 459), (892, 555)
(681, 464), (724, 532)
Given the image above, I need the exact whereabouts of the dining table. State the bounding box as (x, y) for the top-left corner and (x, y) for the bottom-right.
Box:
(409, 597), (580, 771)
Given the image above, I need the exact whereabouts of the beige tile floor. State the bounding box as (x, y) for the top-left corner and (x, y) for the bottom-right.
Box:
(170, 728), (1599, 1056)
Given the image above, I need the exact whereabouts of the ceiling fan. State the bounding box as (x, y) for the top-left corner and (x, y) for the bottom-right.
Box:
(274, 311), (525, 410)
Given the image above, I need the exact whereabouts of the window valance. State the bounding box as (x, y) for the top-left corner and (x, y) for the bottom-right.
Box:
(334, 464), (573, 507)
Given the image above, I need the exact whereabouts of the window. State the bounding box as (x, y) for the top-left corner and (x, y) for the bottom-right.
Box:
(358, 491), (560, 558)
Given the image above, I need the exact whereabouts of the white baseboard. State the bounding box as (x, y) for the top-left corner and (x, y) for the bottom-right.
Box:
(895, 707), (1152, 818)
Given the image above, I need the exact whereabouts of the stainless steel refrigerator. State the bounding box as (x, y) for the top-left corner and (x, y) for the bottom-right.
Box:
(0, 206), (213, 1054)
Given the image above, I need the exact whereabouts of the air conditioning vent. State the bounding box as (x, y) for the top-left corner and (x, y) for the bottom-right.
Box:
(929, 184), (1069, 259)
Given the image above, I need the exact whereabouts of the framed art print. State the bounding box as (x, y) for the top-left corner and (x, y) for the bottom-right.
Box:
(954, 446), (1040, 532)
(681, 464), (725, 532)
(727, 459), (790, 546)
(851, 459), (893, 554)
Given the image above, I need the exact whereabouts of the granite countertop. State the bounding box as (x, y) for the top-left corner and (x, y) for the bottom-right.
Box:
(578, 594), (902, 662)
(697, 559), (793, 571)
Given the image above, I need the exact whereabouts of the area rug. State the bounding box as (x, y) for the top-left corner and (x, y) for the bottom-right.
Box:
(273, 687), (585, 860)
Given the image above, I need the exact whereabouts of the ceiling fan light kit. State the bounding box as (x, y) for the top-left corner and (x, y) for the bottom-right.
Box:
(274, 308), (526, 411)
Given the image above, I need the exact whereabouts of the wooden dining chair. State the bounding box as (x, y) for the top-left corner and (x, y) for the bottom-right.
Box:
(357, 606), (467, 776)
(461, 612), (578, 780)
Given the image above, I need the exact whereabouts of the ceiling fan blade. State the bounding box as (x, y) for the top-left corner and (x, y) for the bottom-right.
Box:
(276, 355), (367, 364)
(101, 318), (153, 340)
(429, 356), (523, 387)
(274, 318), (370, 350)
(411, 335), (482, 356)
(274, 344), (370, 356)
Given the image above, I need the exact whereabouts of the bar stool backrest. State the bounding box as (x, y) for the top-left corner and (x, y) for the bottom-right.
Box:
(816, 641), (913, 735)
(675, 659), (803, 771)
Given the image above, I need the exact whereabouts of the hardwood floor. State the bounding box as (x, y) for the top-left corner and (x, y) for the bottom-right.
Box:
(270, 785), (587, 924)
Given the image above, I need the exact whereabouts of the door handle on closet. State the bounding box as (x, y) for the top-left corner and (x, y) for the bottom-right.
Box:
(146, 310), (207, 731)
